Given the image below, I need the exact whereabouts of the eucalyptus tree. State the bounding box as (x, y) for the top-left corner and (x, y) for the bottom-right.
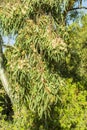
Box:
(0, 0), (87, 129)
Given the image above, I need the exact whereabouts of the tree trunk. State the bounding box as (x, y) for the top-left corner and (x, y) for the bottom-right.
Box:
(0, 39), (13, 103)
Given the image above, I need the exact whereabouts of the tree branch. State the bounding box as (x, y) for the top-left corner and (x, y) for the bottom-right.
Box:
(2, 43), (16, 49)
(69, 6), (87, 11)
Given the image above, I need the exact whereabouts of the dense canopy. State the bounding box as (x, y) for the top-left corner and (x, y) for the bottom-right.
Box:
(0, 0), (87, 129)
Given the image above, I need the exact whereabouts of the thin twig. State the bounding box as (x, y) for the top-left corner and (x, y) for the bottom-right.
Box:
(2, 44), (16, 49)
(69, 6), (87, 11)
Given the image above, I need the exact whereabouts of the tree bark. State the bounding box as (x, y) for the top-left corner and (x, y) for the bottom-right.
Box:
(0, 38), (13, 103)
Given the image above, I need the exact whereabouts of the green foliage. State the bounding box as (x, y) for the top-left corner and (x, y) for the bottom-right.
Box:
(0, 0), (87, 130)
(4, 15), (68, 119)
(66, 15), (87, 81)
(0, 0), (77, 34)
(58, 79), (87, 130)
